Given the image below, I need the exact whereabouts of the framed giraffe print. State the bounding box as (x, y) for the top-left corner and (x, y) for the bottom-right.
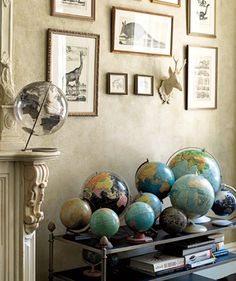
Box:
(47, 29), (99, 116)
(111, 7), (173, 56)
(188, 0), (216, 37)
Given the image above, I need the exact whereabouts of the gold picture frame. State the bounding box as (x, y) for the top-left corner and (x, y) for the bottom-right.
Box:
(111, 7), (173, 57)
(51, 0), (95, 21)
(151, 0), (181, 7)
(47, 29), (99, 116)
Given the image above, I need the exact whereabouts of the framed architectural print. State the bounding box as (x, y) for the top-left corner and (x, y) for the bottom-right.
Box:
(107, 73), (128, 95)
(151, 0), (181, 7)
(186, 46), (218, 110)
(51, 0), (95, 21)
(47, 29), (99, 116)
(111, 7), (173, 56)
(188, 0), (216, 37)
(134, 75), (154, 96)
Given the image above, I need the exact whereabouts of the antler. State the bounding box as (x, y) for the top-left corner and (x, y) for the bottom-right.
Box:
(173, 56), (186, 74)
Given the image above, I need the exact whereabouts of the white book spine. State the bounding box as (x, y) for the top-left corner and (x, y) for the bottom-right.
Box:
(185, 250), (212, 265)
(189, 257), (215, 268)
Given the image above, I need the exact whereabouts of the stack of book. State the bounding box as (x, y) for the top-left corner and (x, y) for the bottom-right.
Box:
(208, 233), (229, 257)
(129, 252), (185, 276)
(163, 236), (216, 269)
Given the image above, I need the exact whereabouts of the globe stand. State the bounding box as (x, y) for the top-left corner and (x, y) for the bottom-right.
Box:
(183, 220), (207, 233)
(126, 233), (153, 244)
(99, 236), (114, 249)
(212, 220), (233, 227)
(83, 266), (101, 278)
(193, 215), (211, 224)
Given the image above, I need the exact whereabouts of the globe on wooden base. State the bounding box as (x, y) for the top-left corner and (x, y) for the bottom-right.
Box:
(170, 174), (215, 233)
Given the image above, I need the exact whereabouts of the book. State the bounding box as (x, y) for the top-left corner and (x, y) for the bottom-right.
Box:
(164, 242), (213, 256)
(187, 257), (216, 269)
(129, 253), (184, 273)
(129, 264), (185, 277)
(213, 248), (229, 257)
(185, 249), (212, 265)
(172, 236), (215, 249)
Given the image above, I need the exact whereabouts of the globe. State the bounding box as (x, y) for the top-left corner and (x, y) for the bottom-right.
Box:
(167, 147), (221, 193)
(135, 192), (162, 218)
(135, 160), (175, 200)
(60, 197), (92, 231)
(82, 249), (102, 277)
(83, 171), (130, 216)
(159, 207), (187, 235)
(170, 174), (215, 233)
(125, 202), (155, 233)
(14, 81), (68, 138)
(89, 208), (120, 238)
(212, 190), (236, 216)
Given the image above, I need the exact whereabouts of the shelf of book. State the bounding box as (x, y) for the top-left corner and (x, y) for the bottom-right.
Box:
(52, 253), (236, 281)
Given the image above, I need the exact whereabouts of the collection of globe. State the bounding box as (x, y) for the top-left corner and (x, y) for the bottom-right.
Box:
(60, 147), (236, 242)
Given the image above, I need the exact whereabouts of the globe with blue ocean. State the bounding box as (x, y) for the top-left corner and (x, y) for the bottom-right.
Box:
(135, 161), (175, 200)
(167, 148), (221, 193)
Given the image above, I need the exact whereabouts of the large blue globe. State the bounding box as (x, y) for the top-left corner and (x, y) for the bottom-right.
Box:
(170, 174), (215, 219)
(125, 202), (155, 233)
(135, 161), (175, 200)
(167, 148), (221, 193)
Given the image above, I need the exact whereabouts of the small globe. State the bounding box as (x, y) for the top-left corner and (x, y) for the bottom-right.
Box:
(89, 208), (120, 238)
(60, 197), (92, 231)
(82, 249), (102, 265)
(167, 148), (221, 193)
(212, 190), (236, 216)
(14, 81), (68, 136)
(83, 171), (130, 216)
(159, 207), (187, 235)
(170, 174), (215, 219)
(125, 202), (155, 233)
(135, 160), (175, 200)
(135, 192), (162, 218)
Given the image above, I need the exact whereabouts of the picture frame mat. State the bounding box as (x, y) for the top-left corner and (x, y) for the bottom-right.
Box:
(112, 7), (173, 56)
(48, 29), (99, 116)
(152, 0), (180, 7)
(187, 46), (217, 110)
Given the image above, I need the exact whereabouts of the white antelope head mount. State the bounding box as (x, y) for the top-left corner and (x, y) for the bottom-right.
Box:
(158, 57), (186, 104)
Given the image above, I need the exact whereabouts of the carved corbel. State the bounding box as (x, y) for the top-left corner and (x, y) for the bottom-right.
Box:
(24, 163), (49, 234)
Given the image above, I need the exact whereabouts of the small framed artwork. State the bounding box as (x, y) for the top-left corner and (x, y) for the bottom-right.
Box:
(187, 45), (218, 110)
(47, 29), (99, 116)
(111, 7), (173, 56)
(107, 73), (128, 95)
(51, 0), (95, 21)
(134, 75), (154, 96)
(151, 0), (181, 7)
(188, 0), (216, 37)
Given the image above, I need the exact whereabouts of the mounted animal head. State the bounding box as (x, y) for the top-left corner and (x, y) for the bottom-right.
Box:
(158, 56), (186, 104)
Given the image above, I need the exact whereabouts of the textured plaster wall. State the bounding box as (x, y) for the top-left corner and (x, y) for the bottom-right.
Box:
(13, 1), (236, 280)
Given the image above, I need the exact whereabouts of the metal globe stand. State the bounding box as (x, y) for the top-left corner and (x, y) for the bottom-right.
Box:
(183, 220), (207, 233)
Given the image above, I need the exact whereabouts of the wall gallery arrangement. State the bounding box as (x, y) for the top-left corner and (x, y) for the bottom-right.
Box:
(49, 0), (218, 114)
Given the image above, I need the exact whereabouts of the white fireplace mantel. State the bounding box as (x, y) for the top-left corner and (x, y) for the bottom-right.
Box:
(0, 151), (60, 281)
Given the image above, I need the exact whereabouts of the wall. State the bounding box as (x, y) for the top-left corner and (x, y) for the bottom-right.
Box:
(13, 1), (236, 280)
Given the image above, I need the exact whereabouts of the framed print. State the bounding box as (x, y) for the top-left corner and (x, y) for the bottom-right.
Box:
(47, 29), (99, 116)
(111, 7), (173, 56)
(134, 75), (154, 96)
(187, 46), (218, 110)
(188, 0), (216, 37)
(51, 0), (95, 21)
(107, 73), (128, 95)
(151, 0), (181, 7)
